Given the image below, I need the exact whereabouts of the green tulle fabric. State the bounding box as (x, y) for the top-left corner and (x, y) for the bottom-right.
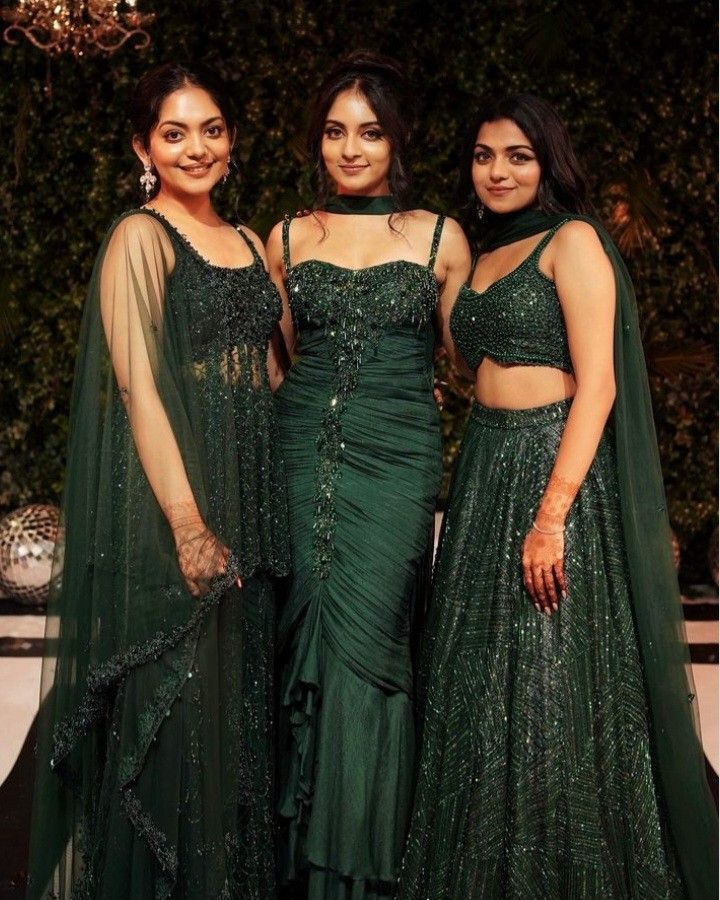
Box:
(274, 214), (444, 898)
(400, 209), (717, 899)
(27, 209), (289, 899)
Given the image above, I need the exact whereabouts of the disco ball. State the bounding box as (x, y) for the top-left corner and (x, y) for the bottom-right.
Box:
(0, 504), (61, 606)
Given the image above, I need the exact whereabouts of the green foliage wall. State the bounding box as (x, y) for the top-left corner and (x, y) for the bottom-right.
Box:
(0, 0), (717, 579)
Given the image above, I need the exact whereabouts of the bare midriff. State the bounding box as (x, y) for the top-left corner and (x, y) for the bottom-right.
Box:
(474, 358), (576, 409)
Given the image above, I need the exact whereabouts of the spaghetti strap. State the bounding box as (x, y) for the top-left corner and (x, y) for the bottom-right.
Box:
(529, 218), (571, 260)
(428, 215), (445, 269)
(282, 215), (292, 272)
(236, 226), (262, 264)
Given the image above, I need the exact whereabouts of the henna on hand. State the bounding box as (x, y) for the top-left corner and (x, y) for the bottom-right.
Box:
(164, 501), (235, 597)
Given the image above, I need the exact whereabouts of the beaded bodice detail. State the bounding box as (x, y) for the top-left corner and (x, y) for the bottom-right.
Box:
(450, 221), (573, 373)
(144, 209), (282, 358)
(282, 214), (444, 578)
(133, 208), (289, 579)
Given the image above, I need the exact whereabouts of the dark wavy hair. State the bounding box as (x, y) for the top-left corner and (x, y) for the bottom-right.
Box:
(130, 62), (237, 200)
(458, 94), (593, 247)
(306, 50), (414, 214)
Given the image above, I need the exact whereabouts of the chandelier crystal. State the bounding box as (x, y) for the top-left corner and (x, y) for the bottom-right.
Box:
(2, 0), (154, 57)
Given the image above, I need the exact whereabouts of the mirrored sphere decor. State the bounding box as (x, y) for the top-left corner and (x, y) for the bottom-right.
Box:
(0, 504), (61, 606)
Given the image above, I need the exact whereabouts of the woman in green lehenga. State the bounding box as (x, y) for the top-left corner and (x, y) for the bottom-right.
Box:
(27, 64), (289, 899)
(400, 95), (718, 899)
(266, 53), (470, 899)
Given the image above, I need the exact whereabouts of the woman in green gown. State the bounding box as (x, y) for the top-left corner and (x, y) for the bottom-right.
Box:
(266, 53), (470, 899)
(27, 64), (289, 899)
(400, 95), (718, 899)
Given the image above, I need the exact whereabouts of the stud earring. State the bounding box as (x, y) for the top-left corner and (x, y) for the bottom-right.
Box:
(140, 160), (157, 198)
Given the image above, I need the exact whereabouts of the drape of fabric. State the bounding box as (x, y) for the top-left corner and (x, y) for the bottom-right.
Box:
(401, 208), (717, 899)
(27, 209), (289, 899)
(275, 213), (444, 898)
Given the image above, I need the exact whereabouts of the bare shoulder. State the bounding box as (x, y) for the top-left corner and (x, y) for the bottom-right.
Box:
(237, 224), (268, 266)
(436, 215), (471, 263)
(438, 215), (468, 245)
(407, 209), (464, 237)
(554, 219), (605, 256)
(405, 207), (437, 222)
(265, 219), (286, 260)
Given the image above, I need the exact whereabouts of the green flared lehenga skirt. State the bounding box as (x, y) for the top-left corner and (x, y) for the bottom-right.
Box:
(400, 399), (683, 900)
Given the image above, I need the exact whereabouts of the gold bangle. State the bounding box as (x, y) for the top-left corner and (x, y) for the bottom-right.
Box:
(532, 520), (565, 536)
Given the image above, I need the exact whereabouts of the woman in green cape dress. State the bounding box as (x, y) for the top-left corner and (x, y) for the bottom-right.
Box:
(266, 52), (470, 899)
(400, 95), (718, 899)
(26, 63), (289, 899)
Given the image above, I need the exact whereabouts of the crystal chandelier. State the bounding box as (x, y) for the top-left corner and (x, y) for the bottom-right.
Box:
(2, 0), (154, 57)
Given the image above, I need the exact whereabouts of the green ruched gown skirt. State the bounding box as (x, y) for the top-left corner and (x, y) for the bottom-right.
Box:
(400, 400), (684, 899)
(276, 328), (442, 899)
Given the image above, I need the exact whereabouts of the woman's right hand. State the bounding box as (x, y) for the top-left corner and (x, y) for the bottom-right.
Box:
(174, 522), (232, 597)
(166, 504), (240, 597)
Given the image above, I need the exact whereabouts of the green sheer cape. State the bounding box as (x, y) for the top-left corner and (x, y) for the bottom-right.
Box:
(27, 210), (289, 898)
(480, 208), (718, 899)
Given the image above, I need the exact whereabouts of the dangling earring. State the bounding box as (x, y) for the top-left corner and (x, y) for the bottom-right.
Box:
(476, 197), (485, 221)
(222, 158), (230, 185)
(140, 160), (157, 198)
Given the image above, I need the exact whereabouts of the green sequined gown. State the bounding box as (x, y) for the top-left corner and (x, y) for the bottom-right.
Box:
(27, 209), (289, 900)
(400, 223), (688, 899)
(275, 215), (445, 898)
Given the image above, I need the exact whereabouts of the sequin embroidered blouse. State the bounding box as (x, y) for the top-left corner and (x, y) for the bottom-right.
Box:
(450, 220), (573, 373)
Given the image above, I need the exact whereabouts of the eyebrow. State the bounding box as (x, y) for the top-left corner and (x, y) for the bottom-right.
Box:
(325, 118), (383, 128)
(474, 142), (534, 152)
(159, 116), (224, 128)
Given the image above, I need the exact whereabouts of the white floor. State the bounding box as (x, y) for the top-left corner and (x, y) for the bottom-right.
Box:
(1, 609), (717, 787)
(0, 614), (44, 785)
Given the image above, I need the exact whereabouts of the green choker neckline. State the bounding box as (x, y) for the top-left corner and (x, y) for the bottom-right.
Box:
(323, 195), (396, 215)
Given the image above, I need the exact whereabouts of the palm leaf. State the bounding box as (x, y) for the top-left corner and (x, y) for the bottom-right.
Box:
(603, 169), (664, 254)
(645, 342), (715, 377)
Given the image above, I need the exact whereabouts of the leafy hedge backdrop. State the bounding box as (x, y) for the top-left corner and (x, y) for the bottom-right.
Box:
(0, 0), (717, 579)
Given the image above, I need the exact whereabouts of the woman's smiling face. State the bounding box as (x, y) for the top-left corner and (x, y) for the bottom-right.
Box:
(321, 87), (392, 196)
(133, 83), (232, 200)
(472, 118), (541, 213)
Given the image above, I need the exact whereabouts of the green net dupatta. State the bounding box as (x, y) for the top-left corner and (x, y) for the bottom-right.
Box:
(27, 210), (288, 898)
(482, 208), (718, 899)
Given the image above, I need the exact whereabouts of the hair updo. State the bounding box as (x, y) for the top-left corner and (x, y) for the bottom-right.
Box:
(130, 62), (237, 200)
(306, 50), (414, 210)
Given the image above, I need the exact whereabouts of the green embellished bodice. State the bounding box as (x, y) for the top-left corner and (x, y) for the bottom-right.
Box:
(450, 221), (573, 373)
(281, 215), (445, 579)
(129, 208), (290, 581)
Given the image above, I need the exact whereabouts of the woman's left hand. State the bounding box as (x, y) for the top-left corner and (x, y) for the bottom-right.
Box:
(521, 527), (567, 615)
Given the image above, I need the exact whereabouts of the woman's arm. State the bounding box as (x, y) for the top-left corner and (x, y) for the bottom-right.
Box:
(266, 220), (297, 387)
(435, 217), (474, 381)
(100, 214), (233, 595)
(522, 220), (617, 614)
